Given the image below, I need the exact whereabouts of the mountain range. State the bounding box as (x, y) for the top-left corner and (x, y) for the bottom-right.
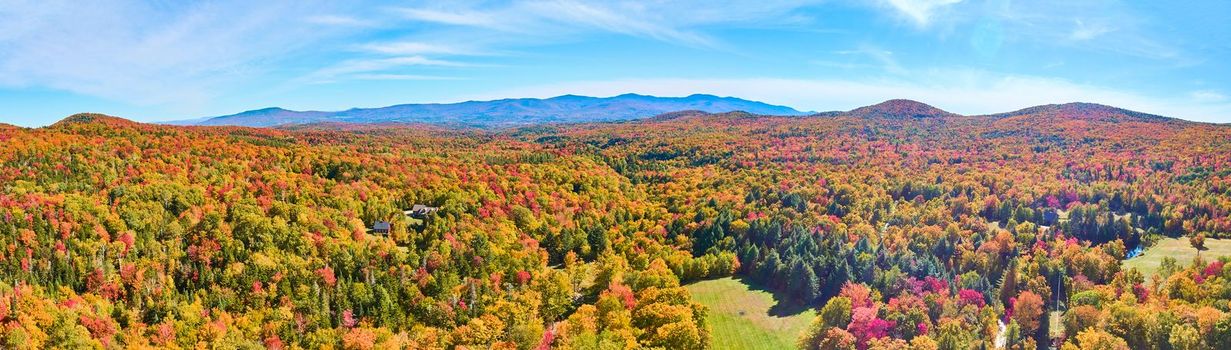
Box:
(142, 95), (1183, 128)
(174, 93), (809, 127)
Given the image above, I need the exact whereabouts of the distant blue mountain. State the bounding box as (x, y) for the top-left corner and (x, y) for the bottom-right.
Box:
(180, 94), (809, 127)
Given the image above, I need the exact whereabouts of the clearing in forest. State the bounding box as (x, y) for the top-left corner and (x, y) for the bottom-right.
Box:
(685, 277), (816, 350)
(1122, 237), (1231, 276)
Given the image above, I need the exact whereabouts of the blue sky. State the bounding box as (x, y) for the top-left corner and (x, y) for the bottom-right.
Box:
(1, 0), (1229, 126)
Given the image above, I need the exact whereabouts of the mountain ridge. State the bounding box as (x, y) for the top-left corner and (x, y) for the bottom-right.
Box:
(179, 94), (810, 128)
(75, 98), (1193, 129)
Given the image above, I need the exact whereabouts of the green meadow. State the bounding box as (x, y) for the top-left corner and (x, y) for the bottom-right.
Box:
(1122, 237), (1231, 276)
(685, 277), (816, 350)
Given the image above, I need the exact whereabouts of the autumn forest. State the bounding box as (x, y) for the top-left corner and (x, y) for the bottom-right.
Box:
(2, 100), (1231, 350)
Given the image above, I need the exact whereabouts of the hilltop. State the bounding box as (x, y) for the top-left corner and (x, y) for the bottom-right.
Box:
(843, 99), (960, 119)
(50, 113), (140, 127)
(982, 102), (1175, 122)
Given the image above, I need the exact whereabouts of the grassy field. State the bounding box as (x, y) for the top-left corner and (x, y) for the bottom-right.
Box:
(685, 277), (816, 350)
(1122, 237), (1231, 276)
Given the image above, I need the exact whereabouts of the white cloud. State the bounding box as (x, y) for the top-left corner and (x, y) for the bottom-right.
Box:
(0, 0), (1222, 126)
(321, 1), (826, 83)
(350, 74), (465, 81)
(302, 56), (475, 83)
(358, 42), (485, 56)
(468, 73), (1231, 123)
(987, 2), (1184, 62)
(0, 0), (352, 110)
(389, 1), (822, 49)
(522, 1), (715, 47)
(835, 45), (905, 75)
(882, 0), (963, 27)
(305, 15), (371, 27)
(1191, 90), (1227, 103)
(873, 1), (1187, 63)
(1069, 19), (1114, 41)
(394, 8), (506, 29)
(280, 1), (828, 88)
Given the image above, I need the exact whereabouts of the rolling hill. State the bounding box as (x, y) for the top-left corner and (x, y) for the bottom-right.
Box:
(981, 102), (1175, 122)
(842, 99), (960, 119)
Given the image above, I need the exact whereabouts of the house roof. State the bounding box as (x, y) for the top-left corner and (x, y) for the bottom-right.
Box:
(373, 221), (391, 230)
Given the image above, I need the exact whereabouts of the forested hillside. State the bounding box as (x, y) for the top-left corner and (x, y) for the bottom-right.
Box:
(2, 103), (1231, 349)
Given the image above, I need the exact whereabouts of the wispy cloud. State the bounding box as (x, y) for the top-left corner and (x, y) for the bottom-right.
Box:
(1191, 90), (1227, 103)
(834, 45), (906, 75)
(319, 1), (825, 84)
(982, 1), (1185, 62)
(302, 56), (476, 83)
(390, 1), (720, 48)
(394, 8), (506, 29)
(0, 1), (352, 110)
(357, 42), (486, 56)
(1070, 19), (1114, 41)
(868, 0), (1189, 64)
(522, 1), (716, 47)
(881, 0), (964, 27)
(304, 14), (372, 27)
(0, 0), (1224, 126)
(350, 74), (465, 81)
